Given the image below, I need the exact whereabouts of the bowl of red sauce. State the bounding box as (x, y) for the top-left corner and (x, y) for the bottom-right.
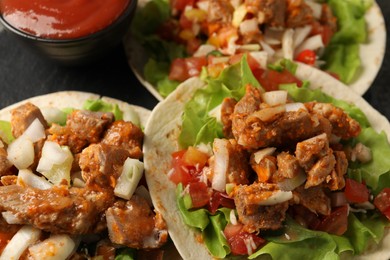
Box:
(0, 0), (137, 65)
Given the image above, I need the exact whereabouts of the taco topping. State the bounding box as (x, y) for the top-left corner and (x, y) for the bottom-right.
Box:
(0, 101), (168, 259)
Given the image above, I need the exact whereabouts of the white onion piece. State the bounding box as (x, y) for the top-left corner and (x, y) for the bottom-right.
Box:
(285, 102), (307, 112)
(258, 190), (293, 206)
(277, 171), (307, 191)
(208, 104), (222, 122)
(40, 141), (68, 166)
(1, 211), (22, 225)
(210, 56), (230, 65)
(262, 90), (288, 106)
(330, 192), (348, 207)
(253, 105), (286, 122)
(238, 44), (261, 52)
(229, 210), (238, 225)
(260, 40), (275, 56)
(239, 18), (259, 35)
(253, 147), (276, 164)
(212, 139), (229, 192)
(193, 44), (217, 57)
(22, 118), (46, 143)
(232, 4), (247, 27)
(249, 51), (268, 69)
(28, 234), (76, 260)
(0, 225), (41, 260)
(282, 28), (295, 60)
(293, 25), (312, 48)
(122, 106), (140, 127)
(114, 158), (144, 200)
(353, 143), (372, 163)
(295, 35), (324, 56)
(263, 28), (284, 45)
(71, 171), (86, 188)
(40, 107), (67, 125)
(7, 136), (35, 170)
(17, 169), (53, 190)
(305, 0), (322, 19)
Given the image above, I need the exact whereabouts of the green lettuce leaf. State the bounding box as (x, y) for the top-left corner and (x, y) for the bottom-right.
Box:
(0, 120), (14, 144)
(83, 99), (123, 120)
(115, 248), (136, 260)
(203, 213), (231, 258)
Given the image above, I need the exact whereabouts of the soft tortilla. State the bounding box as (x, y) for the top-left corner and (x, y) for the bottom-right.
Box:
(125, 0), (386, 100)
(143, 66), (390, 260)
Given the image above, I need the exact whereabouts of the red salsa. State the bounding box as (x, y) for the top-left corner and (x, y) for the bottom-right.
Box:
(0, 0), (130, 39)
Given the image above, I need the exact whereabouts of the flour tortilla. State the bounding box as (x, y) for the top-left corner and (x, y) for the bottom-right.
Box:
(143, 65), (390, 260)
(125, 0), (386, 100)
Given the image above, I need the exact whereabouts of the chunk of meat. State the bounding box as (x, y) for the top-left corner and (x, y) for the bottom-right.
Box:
(79, 143), (131, 189)
(234, 183), (289, 232)
(305, 149), (335, 188)
(210, 139), (250, 187)
(0, 146), (12, 177)
(273, 151), (303, 182)
(325, 151), (348, 191)
(292, 185), (331, 215)
(0, 175), (17, 186)
(10, 102), (48, 138)
(221, 97), (237, 138)
(305, 102), (361, 139)
(207, 0), (234, 24)
(286, 0), (314, 28)
(106, 195), (168, 249)
(250, 155), (277, 183)
(101, 120), (144, 160)
(245, 0), (287, 27)
(0, 185), (114, 234)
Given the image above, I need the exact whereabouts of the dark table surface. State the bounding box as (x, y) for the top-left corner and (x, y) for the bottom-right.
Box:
(0, 1), (389, 119)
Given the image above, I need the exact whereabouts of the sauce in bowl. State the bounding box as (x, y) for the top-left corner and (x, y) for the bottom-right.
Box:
(0, 0), (130, 39)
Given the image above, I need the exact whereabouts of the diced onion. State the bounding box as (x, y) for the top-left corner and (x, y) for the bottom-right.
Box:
(277, 171), (307, 191)
(22, 118), (46, 143)
(295, 35), (324, 56)
(232, 4), (247, 27)
(285, 102), (306, 112)
(258, 190), (293, 206)
(249, 51), (268, 69)
(7, 136), (35, 170)
(212, 139), (229, 192)
(1, 211), (22, 225)
(208, 104), (222, 122)
(353, 143), (372, 163)
(40, 107), (67, 125)
(261, 91), (288, 106)
(253, 105), (286, 122)
(293, 25), (312, 48)
(193, 44), (217, 57)
(0, 225), (41, 260)
(114, 158), (144, 200)
(253, 147), (276, 164)
(17, 169), (53, 190)
(28, 234), (76, 260)
(305, 0), (322, 19)
(239, 18), (259, 35)
(282, 29), (294, 60)
(260, 41), (275, 56)
(229, 210), (238, 225)
(238, 44), (261, 52)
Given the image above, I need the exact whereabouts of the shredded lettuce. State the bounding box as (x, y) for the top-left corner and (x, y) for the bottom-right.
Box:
(0, 120), (14, 144)
(83, 99), (123, 120)
(115, 248), (136, 260)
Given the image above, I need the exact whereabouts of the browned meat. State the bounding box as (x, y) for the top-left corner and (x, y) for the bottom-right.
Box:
(101, 120), (144, 160)
(0, 146), (12, 176)
(0, 185), (115, 234)
(320, 3), (337, 33)
(79, 143), (131, 189)
(106, 195), (168, 249)
(210, 139), (250, 186)
(286, 0), (314, 28)
(245, 0), (286, 27)
(221, 97), (237, 138)
(234, 183), (289, 232)
(234, 85), (262, 115)
(325, 151), (348, 190)
(292, 185), (331, 215)
(95, 240), (116, 260)
(305, 102), (361, 139)
(10, 102), (48, 138)
(48, 110), (114, 153)
(274, 151), (303, 182)
(250, 155), (277, 183)
(207, 0), (234, 24)
(0, 175), (17, 186)
(305, 149), (335, 188)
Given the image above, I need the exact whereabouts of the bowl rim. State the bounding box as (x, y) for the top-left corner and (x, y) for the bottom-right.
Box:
(0, 0), (138, 43)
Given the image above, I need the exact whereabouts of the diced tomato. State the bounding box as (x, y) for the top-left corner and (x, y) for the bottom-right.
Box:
(207, 190), (235, 214)
(169, 58), (189, 82)
(374, 188), (390, 220)
(295, 50), (316, 66)
(187, 182), (211, 208)
(310, 21), (334, 46)
(186, 38), (202, 55)
(344, 178), (370, 203)
(316, 205), (349, 236)
(182, 146), (209, 169)
(179, 13), (193, 30)
(185, 56), (207, 77)
(171, 0), (196, 13)
(224, 223), (265, 255)
(229, 53), (260, 72)
(254, 69), (303, 91)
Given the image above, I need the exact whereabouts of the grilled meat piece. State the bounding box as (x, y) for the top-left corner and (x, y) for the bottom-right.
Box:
(234, 183), (289, 232)
(250, 155), (277, 183)
(79, 143), (131, 188)
(325, 151), (348, 191)
(274, 151), (303, 182)
(106, 195), (168, 249)
(221, 97), (237, 138)
(207, 0), (234, 24)
(101, 120), (144, 160)
(0, 185), (114, 234)
(286, 0), (314, 28)
(245, 0), (287, 27)
(0, 146), (12, 177)
(292, 185), (331, 215)
(10, 102), (48, 138)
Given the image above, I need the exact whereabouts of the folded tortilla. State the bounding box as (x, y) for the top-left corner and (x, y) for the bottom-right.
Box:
(143, 64), (390, 260)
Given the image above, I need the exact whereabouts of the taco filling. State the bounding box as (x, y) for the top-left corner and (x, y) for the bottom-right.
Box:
(0, 96), (168, 259)
(131, 0), (372, 97)
(159, 59), (390, 258)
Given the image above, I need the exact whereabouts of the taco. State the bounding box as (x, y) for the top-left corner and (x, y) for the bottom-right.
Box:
(126, 0), (385, 100)
(143, 59), (390, 259)
(0, 91), (178, 259)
